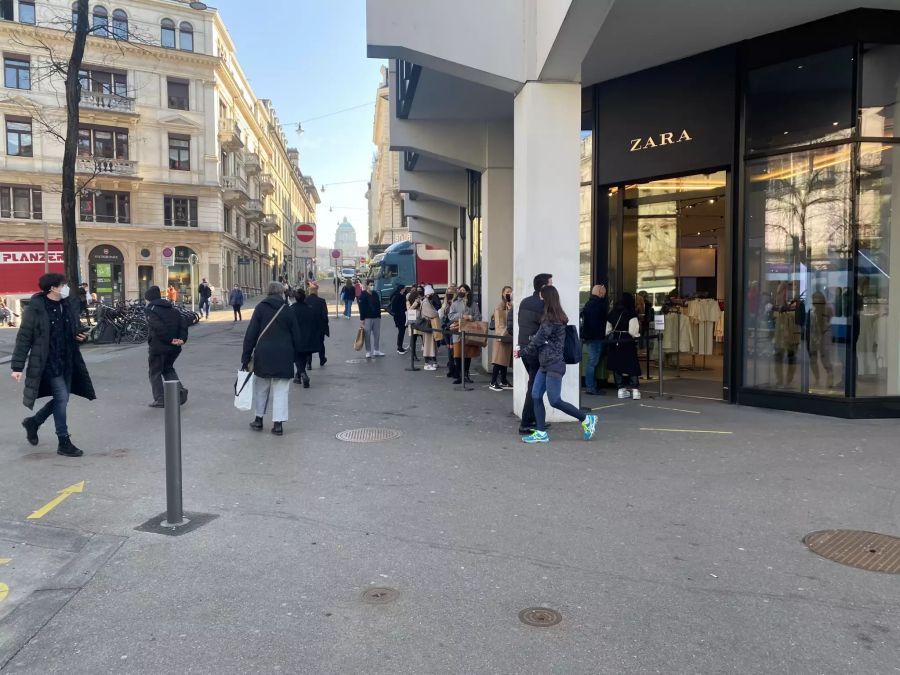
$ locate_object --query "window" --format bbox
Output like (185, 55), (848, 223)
(0, 185), (41, 219)
(77, 127), (128, 159)
(79, 68), (127, 97)
(164, 196), (198, 227)
(223, 206), (232, 234)
(167, 79), (188, 110)
(92, 5), (108, 37)
(168, 135), (190, 170)
(6, 117), (32, 156)
(160, 18), (175, 48)
(18, 1), (34, 24)
(111, 9), (127, 40)
(80, 190), (130, 223)
(0, 0), (12, 21)
(4, 56), (29, 89)
(861, 44), (900, 139)
(178, 21), (193, 52)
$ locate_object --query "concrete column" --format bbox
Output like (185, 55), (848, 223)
(512, 81), (582, 420)
(480, 167), (513, 370)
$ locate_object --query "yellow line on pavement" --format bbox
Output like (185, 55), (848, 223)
(27, 481), (84, 520)
(591, 403), (626, 411)
(640, 428), (733, 435)
(0, 582), (8, 603)
(0, 558), (11, 565)
(639, 404), (701, 414)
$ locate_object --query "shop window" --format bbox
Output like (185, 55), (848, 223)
(178, 21), (193, 52)
(5, 116), (32, 156)
(92, 5), (108, 37)
(861, 44), (900, 139)
(164, 196), (198, 227)
(18, 1), (34, 24)
(167, 78), (188, 110)
(168, 134), (190, 170)
(0, 185), (41, 219)
(579, 129), (593, 301)
(160, 18), (175, 48)
(80, 190), (130, 223)
(4, 56), (30, 89)
(746, 47), (854, 154)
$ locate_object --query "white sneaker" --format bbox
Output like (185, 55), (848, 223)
(617, 388), (631, 399)
(365, 351), (373, 359)
(631, 389), (641, 400)
(373, 350), (385, 357)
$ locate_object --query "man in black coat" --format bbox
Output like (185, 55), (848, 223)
(145, 286), (189, 408)
(305, 281), (330, 367)
(11, 273), (94, 457)
(388, 284), (408, 354)
(290, 288), (319, 388)
(517, 272), (552, 434)
(198, 278), (212, 319)
(581, 284), (609, 395)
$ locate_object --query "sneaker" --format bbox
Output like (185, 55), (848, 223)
(424, 363), (437, 371)
(617, 388), (631, 399)
(522, 430), (549, 444)
(397, 349), (407, 355)
(365, 352), (373, 359)
(501, 382), (514, 390)
(631, 389), (641, 400)
(582, 414), (598, 441)
(373, 351), (386, 357)
(489, 383), (504, 392)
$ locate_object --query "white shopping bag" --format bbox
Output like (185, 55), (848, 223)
(234, 370), (254, 411)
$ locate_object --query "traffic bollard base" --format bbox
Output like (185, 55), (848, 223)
(135, 512), (219, 537)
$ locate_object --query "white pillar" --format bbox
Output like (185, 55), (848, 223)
(481, 167), (513, 370)
(512, 81), (582, 421)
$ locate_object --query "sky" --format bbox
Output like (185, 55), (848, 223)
(212, 0), (383, 252)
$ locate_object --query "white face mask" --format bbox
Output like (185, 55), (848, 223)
(57, 284), (70, 299)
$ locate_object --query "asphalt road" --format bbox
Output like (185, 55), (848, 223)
(0, 304), (898, 674)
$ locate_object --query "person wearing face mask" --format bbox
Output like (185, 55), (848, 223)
(447, 283), (481, 384)
(419, 285), (440, 370)
(11, 273), (95, 457)
(358, 279), (385, 358)
(439, 284), (458, 377)
(489, 286), (514, 391)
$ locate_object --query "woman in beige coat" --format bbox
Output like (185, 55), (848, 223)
(419, 285), (440, 370)
(489, 286), (514, 391)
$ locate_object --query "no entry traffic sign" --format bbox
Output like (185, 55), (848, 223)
(295, 223), (315, 243)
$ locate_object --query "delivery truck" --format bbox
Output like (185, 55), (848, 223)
(372, 240), (450, 307)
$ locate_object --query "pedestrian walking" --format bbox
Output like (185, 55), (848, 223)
(517, 285), (597, 444)
(389, 284), (408, 354)
(290, 288), (318, 388)
(358, 280), (384, 358)
(198, 278), (212, 319)
(167, 285), (178, 303)
(340, 279), (355, 319)
(353, 278), (363, 300)
(447, 283), (481, 385)
(305, 282), (329, 366)
(581, 284), (609, 395)
(11, 273), (95, 457)
(420, 285), (439, 370)
(241, 281), (303, 436)
(489, 286), (514, 391)
(228, 284), (245, 321)
(144, 286), (189, 408)
(517, 273), (551, 434)
(606, 292), (642, 400)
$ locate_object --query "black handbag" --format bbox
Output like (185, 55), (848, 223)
(412, 317), (433, 333)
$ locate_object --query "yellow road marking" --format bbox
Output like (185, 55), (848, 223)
(0, 558), (11, 565)
(27, 481), (84, 520)
(591, 403), (626, 411)
(640, 428), (733, 435)
(639, 404), (701, 414)
(0, 582), (8, 603)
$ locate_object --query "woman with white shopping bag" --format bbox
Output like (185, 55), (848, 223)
(239, 282), (303, 436)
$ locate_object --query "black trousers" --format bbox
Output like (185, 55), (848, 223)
(149, 348), (181, 404)
(296, 352), (311, 377)
(396, 325), (406, 351)
(520, 355), (540, 429)
(232, 305), (242, 320)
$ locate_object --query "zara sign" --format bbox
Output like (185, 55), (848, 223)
(629, 130), (693, 152)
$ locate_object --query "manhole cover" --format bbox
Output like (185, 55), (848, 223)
(803, 530), (900, 574)
(361, 587), (399, 604)
(518, 607), (562, 627)
(336, 428), (402, 443)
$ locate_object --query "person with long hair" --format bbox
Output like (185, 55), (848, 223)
(517, 285), (597, 444)
(606, 292), (642, 399)
(447, 283), (481, 384)
(489, 286), (514, 391)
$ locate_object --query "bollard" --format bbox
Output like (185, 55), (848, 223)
(657, 333), (665, 399)
(161, 379), (187, 528)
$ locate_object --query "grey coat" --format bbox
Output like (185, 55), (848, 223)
(447, 298), (480, 344)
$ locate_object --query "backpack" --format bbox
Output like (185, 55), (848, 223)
(563, 325), (581, 364)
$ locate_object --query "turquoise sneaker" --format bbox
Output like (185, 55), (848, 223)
(522, 430), (549, 444)
(582, 414), (597, 440)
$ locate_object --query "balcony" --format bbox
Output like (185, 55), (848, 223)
(258, 173), (275, 196)
(243, 198), (264, 221)
(242, 152), (261, 175)
(218, 120), (244, 151)
(79, 91), (136, 114)
(221, 175), (249, 205)
(76, 156), (139, 177)
(259, 214), (280, 234)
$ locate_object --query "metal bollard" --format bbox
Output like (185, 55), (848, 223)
(657, 333), (664, 398)
(161, 379), (187, 528)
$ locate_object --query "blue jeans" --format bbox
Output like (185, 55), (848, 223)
(343, 299), (353, 317)
(584, 341), (604, 391)
(532, 369), (585, 432)
(33, 375), (70, 437)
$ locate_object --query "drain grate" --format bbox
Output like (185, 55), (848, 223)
(803, 529), (900, 574)
(361, 587), (399, 604)
(336, 428), (402, 443)
(518, 607), (562, 627)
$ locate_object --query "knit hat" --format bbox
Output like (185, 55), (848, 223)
(145, 286), (161, 301)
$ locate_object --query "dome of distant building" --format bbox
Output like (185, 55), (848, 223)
(334, 217), (359, 254)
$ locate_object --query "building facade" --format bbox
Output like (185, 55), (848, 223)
(333, 216), (359, 259)
(367, 1), (900, 418)
(0, 0), (317, 305)
(367, 65), (405, 247)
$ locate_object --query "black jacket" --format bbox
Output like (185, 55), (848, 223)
(241, 295), (302, 379)
(523, 320), (566, 374)
(198, 283), (212, 300)
(305, 293), (330, 343)
(389, 291), (407, 328)
(517, 291), (544, 348)
(580, 295), (609, 341)
(11, 293), (96, 409)
(291, 300), (321, 353)
(358, 291), (382, 320)
(146, 299), (189, 356)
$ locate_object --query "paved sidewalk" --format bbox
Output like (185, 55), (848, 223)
(0, 315), (898, 674)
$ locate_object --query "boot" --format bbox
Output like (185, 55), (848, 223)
(271, 421), (283, 436)
(22, 417), (39, 446)
(302, 372), (310, 389)
(249, 416), (263, 431)
(464, 358), (473, 384)
(452, 358), (462, 384)
(57, 435), (84, 458)
(180, 387), (188, 405)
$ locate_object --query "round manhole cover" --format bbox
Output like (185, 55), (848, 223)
(518, 607), (562, 627)
(336, 428), (402, 443)
(361, 587), (399, 604)
(803, 530), (900, 574)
